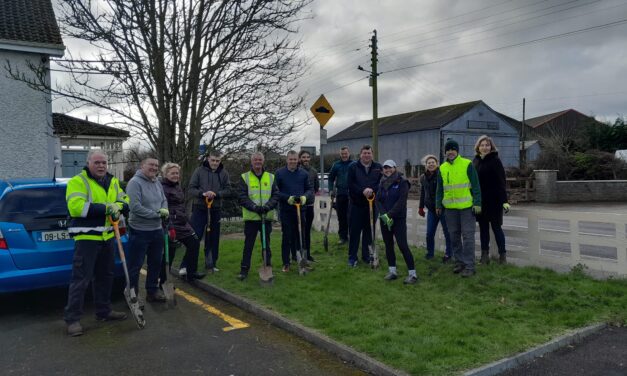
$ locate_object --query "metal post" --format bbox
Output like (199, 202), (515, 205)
(371, 30), (379, 161)
(319, 126), (324, 191)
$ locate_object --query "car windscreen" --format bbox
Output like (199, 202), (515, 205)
(0, 187), (68, 224)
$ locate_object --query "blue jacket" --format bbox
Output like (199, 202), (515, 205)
(377, 172), (410, 219)
(347, 161), (382, 207)
(328, 159), (352, 196)
(275, 167), (313, 214)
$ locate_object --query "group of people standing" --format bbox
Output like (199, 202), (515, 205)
(328, 137), (509, 281)
(62, 135), (509, 336)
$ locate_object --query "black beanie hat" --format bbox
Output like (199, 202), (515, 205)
(444, 139), (459, 152)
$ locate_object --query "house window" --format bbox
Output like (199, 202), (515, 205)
(467, 120), (499, 130)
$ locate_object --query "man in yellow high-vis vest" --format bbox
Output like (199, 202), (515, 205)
(236, 152), (280, 280)
(435, 139), (482, 277)
(64, 149), (130, 336)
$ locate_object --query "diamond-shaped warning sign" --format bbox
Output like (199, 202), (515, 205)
(310, 95), (335, 127)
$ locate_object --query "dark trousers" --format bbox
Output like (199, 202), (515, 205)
(478, 217), (506, 254)
(128, 227), (163, 294)
(426, 210), (452, 257)
(160, 234), (200, 283)
(335, 194), (349, 241)
(380, 218), (415, 270)
(304, 205), (314, 259)
(190, 208), (222, 268)
(64, 239), (115, 323)
(280, 208), (304, 266)
(348, 204), (376, 264)
(240, 220), (272, 273)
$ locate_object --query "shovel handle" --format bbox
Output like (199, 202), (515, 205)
(205, 196), (214, 208)
(367, 192), (376, 203)
(109, 217), (127, 264)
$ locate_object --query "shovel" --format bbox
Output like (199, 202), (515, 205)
(323, 193), (335, 253)
(367, 194), (380, 269)
(294, 201), (309, 276)
(162, 219), (177, 307)
(204, 197), (214, 271)
(258, 214), (273, 283)
(110, 216), (145, 329)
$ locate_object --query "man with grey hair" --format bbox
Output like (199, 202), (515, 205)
(64, 149), (129, 336)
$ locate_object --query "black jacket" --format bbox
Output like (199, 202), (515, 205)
(348, 160), (382, 207)
(376, 172), (410, 219)
(419, 169), (438, 212)
(237, 169), (280, 217)
(161, 178), (194, 239)
(473, 152), (507, 223)
(188, 161), (232, 209)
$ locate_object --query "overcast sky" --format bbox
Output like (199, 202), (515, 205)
(294, 0), (627, 149)
(51, 0), (627, 151)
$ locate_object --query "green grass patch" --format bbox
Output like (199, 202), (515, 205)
(175, 230), (627, 375)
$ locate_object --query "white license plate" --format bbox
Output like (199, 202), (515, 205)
(40, 230), (71, 242)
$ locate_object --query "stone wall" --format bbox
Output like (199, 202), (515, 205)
(535, 170), (627, 202)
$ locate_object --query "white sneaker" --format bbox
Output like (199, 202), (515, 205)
(179, 267), (187, 277)
(212, 267), (220, 272)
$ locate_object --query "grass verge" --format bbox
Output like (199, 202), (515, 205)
(174, 230), (627, 375)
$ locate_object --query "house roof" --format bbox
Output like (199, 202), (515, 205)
(524, 109), (573, 128)
(328, 100), (481, 142)
(53, 113), (130, 139)
(0, 0), (64, 52)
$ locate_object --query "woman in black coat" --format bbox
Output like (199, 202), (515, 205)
(473, 135), (510, 264)
(160, 163), (206, 281)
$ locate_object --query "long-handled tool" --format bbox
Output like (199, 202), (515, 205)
(204, 197), (214, 270)
(323, 193), (335, 253)
(258, 214), (273, 283)
(110, 216), (145, 329)
(161, 219), (177, 307)
(367, 194), (380, 269)
(294, 201), (308, 276)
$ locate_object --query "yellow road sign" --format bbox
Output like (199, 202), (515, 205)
(310, 95), (335, 127)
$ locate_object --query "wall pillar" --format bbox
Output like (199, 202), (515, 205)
(534, 170), (558, 203)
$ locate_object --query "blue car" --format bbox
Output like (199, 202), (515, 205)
(0, 178), (128, 293)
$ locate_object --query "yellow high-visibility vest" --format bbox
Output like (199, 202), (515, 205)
(241, 171), (275, 221)
(439, 157), (473, 209)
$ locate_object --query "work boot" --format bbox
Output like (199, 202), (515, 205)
(383, 272), (398, 281)
(307, 256), (315, 262)
(236, 272), (248, 281)
(453, 264), (465, 274)
(480, 250), (490, 265)
(282, 264), (290, 273)
(460, 269), (476, 278)
(96, 310), (128, 322)
(499, 253), (507, 264)
(66, 321), (83, 337)
(442, 255), (452, 264)
(403, 275), (418, 285)
(146, 290), (167, 303)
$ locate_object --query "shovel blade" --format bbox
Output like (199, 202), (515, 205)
(259, 264), (273, 282)
(162, 282), (177, 307)
(368, 245), (380, 270)
(124, 287), (146, 329)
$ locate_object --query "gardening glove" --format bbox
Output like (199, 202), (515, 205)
(158, 208), (170, 218)
(287, 196), (296, 205)
(418, 207), (425, 217)
(262, 204), (272, 213)
(254, 205), (265, 214)
(472, 206), (482, 216)
(503, 203), (511, 214)
(379, 214), (393, 230)
(168, 227), (177, 240)
(300, 196), (307, 205)
(105, 202), (121, 216)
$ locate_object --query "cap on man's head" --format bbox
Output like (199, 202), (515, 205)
(444, 139), (459, 152)
(382, 159), (397, 168)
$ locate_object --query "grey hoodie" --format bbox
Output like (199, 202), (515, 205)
(126, 170), (168, 231)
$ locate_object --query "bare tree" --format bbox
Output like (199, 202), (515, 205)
(6, 0), (310, 181)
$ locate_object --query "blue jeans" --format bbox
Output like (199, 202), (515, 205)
(426, 210), (452, 258)
(190, 208), (222, 268)
(128, 227), (163, 294)
(444, 208), (476, 271)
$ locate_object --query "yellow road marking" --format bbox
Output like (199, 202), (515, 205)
(139, 269), (249, 331)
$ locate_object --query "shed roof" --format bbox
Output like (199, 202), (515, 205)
(0, 0), (64, 52)
(329, 100), (481, 142)
(53, 113), (130, 138)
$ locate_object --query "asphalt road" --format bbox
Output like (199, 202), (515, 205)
(500, 326), (627, 376)
(0, 280), (365, 376)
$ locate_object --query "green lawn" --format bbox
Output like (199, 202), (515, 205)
(176, 228), (627, 375)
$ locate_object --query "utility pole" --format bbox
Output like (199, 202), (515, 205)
(358, 30), (379, 160)
(370, 30), (379, 160)
(521, 97), (526, 168)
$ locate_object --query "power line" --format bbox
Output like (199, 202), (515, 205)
(380, 18), (627, 75)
